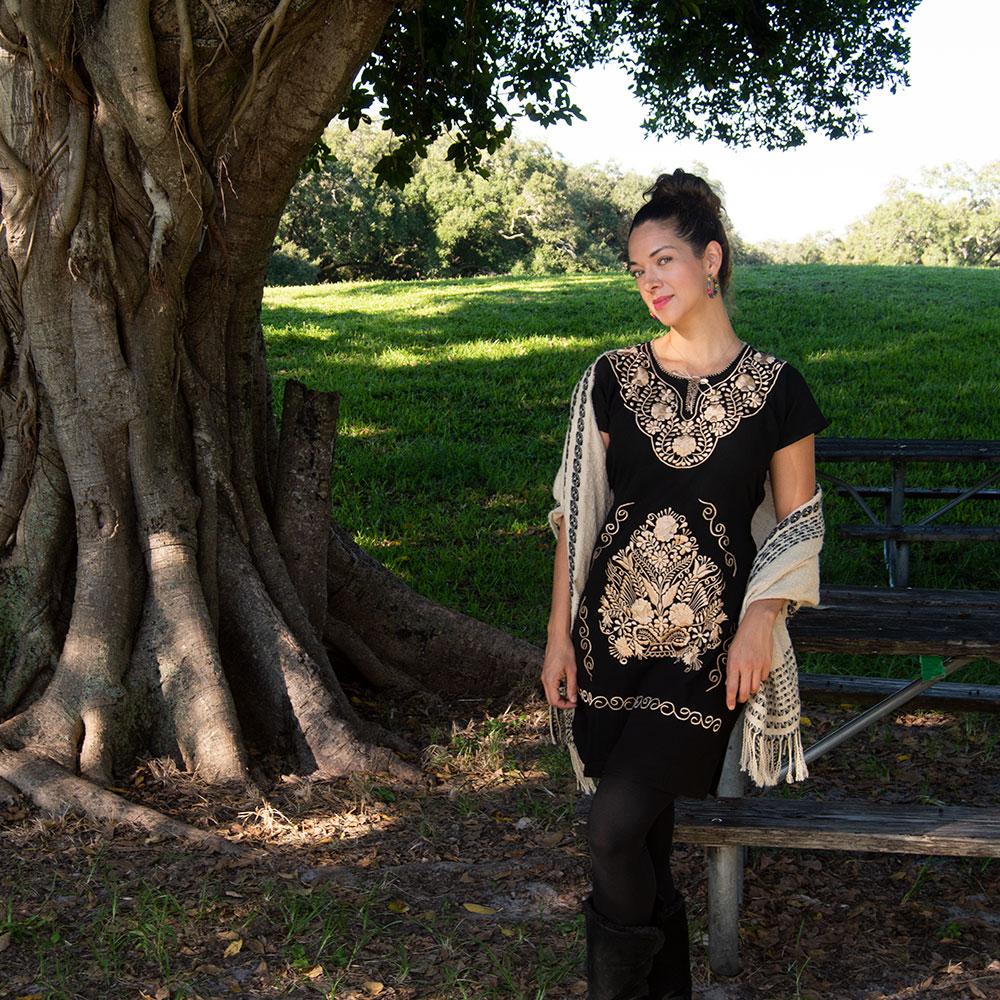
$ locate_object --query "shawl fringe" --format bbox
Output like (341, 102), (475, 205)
(740, 725), (809, 787)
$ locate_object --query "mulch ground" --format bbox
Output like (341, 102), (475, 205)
(1, 690), (998, 1000)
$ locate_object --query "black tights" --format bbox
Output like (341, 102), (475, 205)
(586, 771), (677, 926)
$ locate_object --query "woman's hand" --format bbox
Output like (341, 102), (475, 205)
(724, 599), (784, 710)
(541, 637), (578, 709)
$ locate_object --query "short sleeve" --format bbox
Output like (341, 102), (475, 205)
(590, 354), (612, 432)
(775, 364), (830, 449)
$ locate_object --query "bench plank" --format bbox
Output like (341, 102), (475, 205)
(675, 797), (1000, 857)
(829, 485), (1000, 501)
(818, 586), (1000, 608)
(799, 672), (1000, 714)
(839, 524), (1000, 542)
(816, 438), (1000, 462)
(789, 587), (1000, 658)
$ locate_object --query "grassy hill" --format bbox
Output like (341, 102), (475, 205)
(262, 264), (1000, 682)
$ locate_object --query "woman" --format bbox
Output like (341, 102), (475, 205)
(541, 169), (829, 1000)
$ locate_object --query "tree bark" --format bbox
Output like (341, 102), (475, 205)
(274, 378), (339, 635)
(0, 0), (537, 828)
(327, 522), (542, 700)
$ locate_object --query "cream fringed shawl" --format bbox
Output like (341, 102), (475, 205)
(547, 356), (826, 793)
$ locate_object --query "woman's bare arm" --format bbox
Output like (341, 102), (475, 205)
(546, 514), (573, 649)
(725, 433), (818, 710)
(541, 513), (579, 708)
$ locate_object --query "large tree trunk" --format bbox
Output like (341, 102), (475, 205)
(0, 1), (537, 821)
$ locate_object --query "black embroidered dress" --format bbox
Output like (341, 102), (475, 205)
(570, 340), (829, 798)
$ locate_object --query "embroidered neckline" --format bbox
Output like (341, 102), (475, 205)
(645, 339), (750, 386)
(645, 340), (750, 415)
(606, 342), (785, 468)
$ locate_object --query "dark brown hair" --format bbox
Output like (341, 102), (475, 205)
(628, 169), (732, 295)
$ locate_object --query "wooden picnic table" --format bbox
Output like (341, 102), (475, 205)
(673, 436), (1000, 976)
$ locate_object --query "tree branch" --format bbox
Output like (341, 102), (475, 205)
(227, 0), (295, 137)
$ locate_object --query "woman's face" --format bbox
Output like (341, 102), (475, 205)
(627, 220), (719, 327)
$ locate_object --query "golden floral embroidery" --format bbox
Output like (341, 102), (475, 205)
(707, 633), (734, 694)
(598, 507), (727, 670)
(699, 498), (737, 575)
(578, 687), (723, 732)
(607, 343), (784, 468)
(577, 598), (595, 680)
(590, 503), (633, 567)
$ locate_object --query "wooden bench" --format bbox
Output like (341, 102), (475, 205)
(813, 437), (1000, 587)
(673, 438), (1000, 976)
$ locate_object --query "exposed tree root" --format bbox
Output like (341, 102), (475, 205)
(0, 749), (242, 853)
(325, 614), (439, 703)
(147, 540), (248, 781)
(327, 522), (542, 699)
(0, 409), (73, 716)
(273, 378), (339, 635)
(0, 688), (82, 771)
(218, 522), (425, 785)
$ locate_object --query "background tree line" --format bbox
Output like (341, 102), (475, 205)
(760, 162), (1000, 267)
(270, 127), (997, 284)
(270, 122), (760, 283)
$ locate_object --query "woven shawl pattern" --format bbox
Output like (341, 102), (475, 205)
(547, 358), (825, 792)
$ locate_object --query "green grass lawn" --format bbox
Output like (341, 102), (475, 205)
(262, 264), (1000, 683)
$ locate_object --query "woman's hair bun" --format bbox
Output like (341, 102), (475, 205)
(628, 167), (733, 295)
(646, 169), (724, 221)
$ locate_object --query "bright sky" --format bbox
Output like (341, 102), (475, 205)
(514, 0), (998, 244)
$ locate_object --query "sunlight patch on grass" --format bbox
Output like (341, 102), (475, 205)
(264, 264), (1000, 679)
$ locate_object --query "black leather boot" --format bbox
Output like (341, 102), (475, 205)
(646, 893), (692, 1000)
(583, 895), (665, 1000)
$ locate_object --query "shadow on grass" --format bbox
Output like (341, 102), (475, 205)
(261, 265), (1000, 680)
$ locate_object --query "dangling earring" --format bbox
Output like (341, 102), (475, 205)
(706, 273), (720, 299)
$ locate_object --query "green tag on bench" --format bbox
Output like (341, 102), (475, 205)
(920, 656), (946, 681)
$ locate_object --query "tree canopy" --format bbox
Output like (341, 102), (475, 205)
(832, 162), (1000, 267)
(276, 124), (652, 282)
(346, 0), (921, 186)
